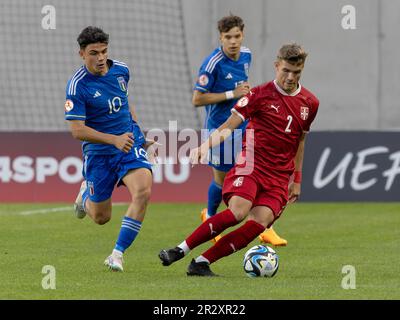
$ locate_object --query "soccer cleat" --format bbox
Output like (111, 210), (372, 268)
(200, 208), (222, 243)
(159, 247), (185, 266)
(259, 227), (288, 246)
(187, 259), (217, 277)
(104, 255), (124, 272)
(74, 180), (87, 219)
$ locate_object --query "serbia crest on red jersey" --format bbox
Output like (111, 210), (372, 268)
(233, 176), (244, 187)
(300, 106), (309, 120)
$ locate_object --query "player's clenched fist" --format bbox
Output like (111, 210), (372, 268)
(114, 132), (134, 153)
(233, 82), (251, 99)
(288, 182), (301, 203)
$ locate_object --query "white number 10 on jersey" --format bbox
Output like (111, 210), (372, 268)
(108, 97), (122, 114)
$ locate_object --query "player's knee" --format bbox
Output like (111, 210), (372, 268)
(132, 187), (151, 205)
(93, 214), (111, 225)
(228, 198), (251, 221)
(249, 212), (274, 228)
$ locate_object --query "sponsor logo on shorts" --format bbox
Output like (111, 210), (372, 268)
(87, 181), (94, 196)
(233, 176), (244, 187)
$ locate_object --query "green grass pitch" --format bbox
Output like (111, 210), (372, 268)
(0, 202), (399, 299)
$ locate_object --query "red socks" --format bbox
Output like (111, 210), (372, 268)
(186, 209), (238, 249)
(202, 220), (265, 264)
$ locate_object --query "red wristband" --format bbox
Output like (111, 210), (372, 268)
(293, 171), (302, 183)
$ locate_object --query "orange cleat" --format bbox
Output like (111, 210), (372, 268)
(259, 227), (288, 246)
(200, 208), (222, 243)
(200, 208), (208, 223)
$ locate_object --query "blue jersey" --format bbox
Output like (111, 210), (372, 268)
(65, 59), (145, 155)
(194, 46), (252, 130)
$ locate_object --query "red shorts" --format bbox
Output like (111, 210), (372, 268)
(222, 166), (289, 224)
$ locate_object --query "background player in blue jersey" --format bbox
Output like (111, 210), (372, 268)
(192, 15), (287, 246)
(65, 26), (154, 271)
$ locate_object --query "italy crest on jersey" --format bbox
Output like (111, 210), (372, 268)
(117, 76), (127, 92)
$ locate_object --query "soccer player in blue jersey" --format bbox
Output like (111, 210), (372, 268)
(65, 26), (153, 272)
(192, 15), (287, 245)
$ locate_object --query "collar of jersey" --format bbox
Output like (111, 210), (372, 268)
(273, 79), (302, 96)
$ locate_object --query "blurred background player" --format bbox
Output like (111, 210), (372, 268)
(192, 14), (287, 246)
(160, 43), (318, 276)
(65, 26), (153, 272)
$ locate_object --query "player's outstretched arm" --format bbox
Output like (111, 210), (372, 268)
(68, 120), (134, 153)
(192, 82), (251, 107)
(190, 112), (243, 165)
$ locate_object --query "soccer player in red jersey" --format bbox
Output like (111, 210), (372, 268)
(159, 43), (319, 276)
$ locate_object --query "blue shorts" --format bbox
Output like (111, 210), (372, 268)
(83, 146), (152, 203)
(206, 128), (244, 173)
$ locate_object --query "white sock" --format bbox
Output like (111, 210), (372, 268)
(195, 255), (210, 264)
(112, 249), (123, 259)
(177, 241), (190, 255)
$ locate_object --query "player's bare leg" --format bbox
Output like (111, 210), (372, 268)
(123, 168), (152, 222)
(77, 195), (123, 271)
(259, 227), (288, 246)
(74, 180), (112, 224)
(86, 198), (112, 225)
(105, 168), (152, 272)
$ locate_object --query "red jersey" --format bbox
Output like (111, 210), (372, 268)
(232, 80), (319, 176)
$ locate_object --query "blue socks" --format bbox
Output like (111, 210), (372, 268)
(207, 180), (223, 217)
(115, 216), (142, 253)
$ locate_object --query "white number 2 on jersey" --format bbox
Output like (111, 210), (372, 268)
(285, 115), (293, 133)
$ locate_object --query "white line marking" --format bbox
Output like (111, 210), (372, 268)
(19, 207), (72, 216)
(17, 202), (129, 216)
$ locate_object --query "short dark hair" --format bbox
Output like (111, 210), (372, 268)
(77, 26), (109, 49)
(277, 43), (308, 65)
(217, 15), (244, 33)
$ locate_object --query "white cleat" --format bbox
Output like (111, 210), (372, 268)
(74, 180), (87, 219)
(104, 255), (124, 272)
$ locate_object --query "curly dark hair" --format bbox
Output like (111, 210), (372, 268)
(217, 15), (244, 33)
(77, 26), (109, 49)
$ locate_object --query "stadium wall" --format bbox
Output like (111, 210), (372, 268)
(1, 1), (400, 204)
(0, 0), (399, 132)
(182, 0), (400, 131)
(1, 132), (399, 203)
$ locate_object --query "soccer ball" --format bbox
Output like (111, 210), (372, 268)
(243, 245), (279, 278)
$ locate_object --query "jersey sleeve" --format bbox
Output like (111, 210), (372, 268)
(231, 86), (260, 121)
(122, 64), (130, 95)
(125, 65), (130, 83)
(193, 59), (217, 93)
(65, 80), (86, 121)
(304, 96), (319, 132)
